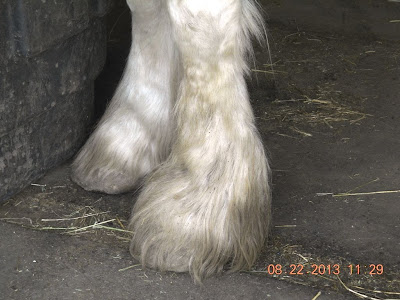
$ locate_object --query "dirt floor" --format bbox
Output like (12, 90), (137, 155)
(1, 3), (399, 300)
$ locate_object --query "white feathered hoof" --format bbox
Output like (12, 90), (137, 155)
(128, 136), (270, 283)
(127, 0), (271, 283)
(71, 0), (177, 194)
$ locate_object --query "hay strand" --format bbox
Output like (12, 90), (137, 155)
(333, 190), (400, 197)
(312, 291), (322, 300)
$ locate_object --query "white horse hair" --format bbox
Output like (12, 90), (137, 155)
(72, 0), (271, 283)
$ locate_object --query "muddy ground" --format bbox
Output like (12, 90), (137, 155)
(1, 2), (399, 300)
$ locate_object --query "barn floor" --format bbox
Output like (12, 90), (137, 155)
(1, 7), (399, 300)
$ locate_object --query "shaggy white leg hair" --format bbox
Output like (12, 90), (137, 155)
(71, 0), (179, 193)
(128, 0), (271, 283)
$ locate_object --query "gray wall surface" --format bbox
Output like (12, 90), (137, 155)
(0, 0), (112, 201)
